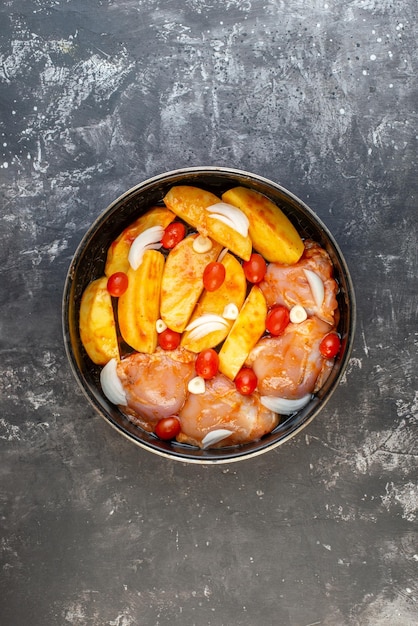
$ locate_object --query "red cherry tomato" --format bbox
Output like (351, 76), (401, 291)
(158, 328), (181, 351)
(203, 262), (226, 292)
(235, 368), (258, 395)
(107, 272), (129, 297)
(195, 348), (219, 380)
(155, 416), (181, 440)
(161, 222), (186, 249)
(319, 333), (341, 359)
(265, 305), (290, 336)
(243, 253), (267, 284)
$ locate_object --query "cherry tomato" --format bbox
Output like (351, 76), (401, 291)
(235, 368), (258, 395)
(195, 348), (219, 380)
(265, 305), (290, 336)
(161, 222), (186, 249)
(243, 253), (267, 284)
(319, 333), (341, 359)
(203, 262), (226, 292)
(107, 272), (129, 297)
(158, 328), (181, 351)
(155, 416), (181, 440)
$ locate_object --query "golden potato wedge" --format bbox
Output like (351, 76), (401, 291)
(181, 252), (247, 352)
(79, 277), (119, 365)
(118, 250), (165, 353)
(160, 236), (222, 333)
(105, 206), (175, 276)
(164, 186), (252, 261)
(221, 187), (304, 264)
(218, 285), (267, 380)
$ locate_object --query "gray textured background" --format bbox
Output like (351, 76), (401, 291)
(1, 1), (417, 624)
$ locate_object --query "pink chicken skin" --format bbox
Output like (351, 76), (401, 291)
(117, 347), (196, 431)
(177, 373), (278, 448)
(259, 240), (339, 325)
(246, 316), (334, 400)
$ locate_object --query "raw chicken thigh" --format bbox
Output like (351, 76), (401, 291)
(117, 347), (196, 430)
(259, 240), (339, 325)
(246, 316), (334, 400)
(177, 373), (278, 448)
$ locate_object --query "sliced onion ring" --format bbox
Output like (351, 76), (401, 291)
(186, 314), (230, 332)
(201, 429), (234, 449)
(128, 225), (164, 270)
(217, 247), (229, 262)
(100, 358), (127, 406)
(206, 202), (249, 238)
(260, 393), (312, 415)
(185, 314), (229, 342)
(187, 322), (229, 342)
(303, 269), (325, 308)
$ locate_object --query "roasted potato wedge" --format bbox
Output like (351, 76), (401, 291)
(160, 235), (222, 333)
(105, 206), (175, 276)
(218, 285), (267, 380)
(79, 277), (119, 365)
(164, 186), (252, 261)
(181, 252), (247, 352)
(118, 250), (165, 353)
(221, 187), (304, 264)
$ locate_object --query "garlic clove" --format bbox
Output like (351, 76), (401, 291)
(289, 304), (308, 324)
(193, 235), (213, 253)
(222, 303), (239, 320)
(188, 376), (206, 394)
(156, 318), (167, 333)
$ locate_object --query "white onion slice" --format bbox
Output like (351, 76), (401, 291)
(188, 376), (206, 394)
(100, 358), (127, 406)
(223, 303), (239, 320)
(185, 314), (229, 342)
(156, 318), (167, 333)
(217, 247), (229, 262)
(206, 202), (249, 238)
(303, 269), (325, 308)
(260, 393), (312, 415)
(289, 304), (307, 324)
(185, 314), (229, 332)
(187, 321), (229, 342)
(202, 429), (234, 449)
(128, 225), (164, 270)
(193, 235), (213, 253)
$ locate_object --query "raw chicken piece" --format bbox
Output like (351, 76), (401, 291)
(246, 316), (334, 400)
(117, 347), (196, 430)
(177, 373), (278, 448)
(259, 240), (339, 325)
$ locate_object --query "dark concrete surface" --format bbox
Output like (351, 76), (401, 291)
(1, 1), (417, 624)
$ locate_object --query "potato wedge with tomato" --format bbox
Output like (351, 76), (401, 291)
(221, 187), (304, 264)
(160, 236), (222, 333)
(79, 277), (119, 365)
(118, 250), (165, 353)
(218, 285), (267, 380)
(163, 186), (252, 261)
(105, 206), (175, 276)
(181, 252), (247, 353)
